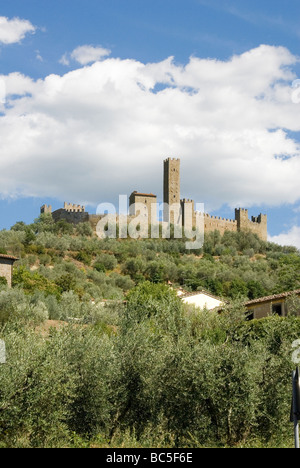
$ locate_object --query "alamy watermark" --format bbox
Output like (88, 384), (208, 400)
(95, 196), (204, 250)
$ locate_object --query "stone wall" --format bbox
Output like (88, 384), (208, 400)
(129, 192), (157, 224)
(63, 202), (85, 213)
(40, 158), (268, 242)
(235, 208), (267, 241)
(163, 158), (180, 224)
(203, 213), (238, 236)
(0, 256), (17, 287)
(52, 208), (89, 225)
(40, 204), (52, 214)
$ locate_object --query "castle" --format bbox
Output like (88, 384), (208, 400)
(41, 158), (267, 241)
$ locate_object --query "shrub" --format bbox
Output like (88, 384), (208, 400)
(13, 266), (61, 298)
(75, 251), (92, 266)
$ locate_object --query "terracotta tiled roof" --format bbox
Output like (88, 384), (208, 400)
(0, 254), (18, 261)
(244, 289), (300, 306)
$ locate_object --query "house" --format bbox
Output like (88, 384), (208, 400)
(0, 254), (18, 287)
(244, 289), (300, 320)
(181, 290), (225, 311)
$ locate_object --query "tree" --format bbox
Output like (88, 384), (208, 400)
(247, 280), (266, 300)
(229, 278), (248, 299)
(13, 266), (60, 297)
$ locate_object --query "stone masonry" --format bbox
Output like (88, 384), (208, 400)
(41, 157), (268, 241)
(129, 192), (157, 225)
(0, 254), (18, 287)
(163, 158), (181, 225)
(164, 158), (267, 241)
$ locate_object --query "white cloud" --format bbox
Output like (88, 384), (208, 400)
(71, 45), (111, 65)
(269, 226), (300, 250)
(60, 45), (111, 66)
(0, 16), (36, 45)
(0, 45), (300, 212)
(59, 53), (70, 66)
(35, 50), (43, 62)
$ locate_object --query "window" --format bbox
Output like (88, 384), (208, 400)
(272, 303), (283, 316)
(246, 311), (254, 321)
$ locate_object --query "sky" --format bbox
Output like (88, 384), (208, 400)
(0, 0), (300, 247)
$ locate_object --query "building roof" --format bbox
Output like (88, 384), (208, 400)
(244, 289), (300, 306)
(181, 289), (224, 302)
(0, 254), (18, 262)
(130, 191), (157, 198)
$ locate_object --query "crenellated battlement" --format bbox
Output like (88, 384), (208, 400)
(40, 204), (52, 215)
(164, 157), (180, 163)
(64, 202), (85, 213)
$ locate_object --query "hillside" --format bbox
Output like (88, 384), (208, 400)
(0, 214), (300, 448)
(1, 213), (299, 307)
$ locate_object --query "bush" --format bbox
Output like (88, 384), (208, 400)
(0, 288), (49, 327)
(0, 276), (7, 287)
(12, 266), (61, 298)
(94, 253), (117, 272)
(75, 251), (92, 266)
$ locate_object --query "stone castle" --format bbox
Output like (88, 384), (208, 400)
(41, 158), (267, 241)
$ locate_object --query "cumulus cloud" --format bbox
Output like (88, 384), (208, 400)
(269, 226), (300, 250)
(0, 45), (300, 210)
(0, 16), (36, 45)
(60, 45), (111, 66)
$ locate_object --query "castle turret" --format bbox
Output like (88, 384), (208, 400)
(235, 208), (249, 231)
(235, 208), (267, 241)
(40, 204), (52, 215)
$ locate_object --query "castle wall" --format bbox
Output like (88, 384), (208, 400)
(203, 213), (238, 236)
(64, 202), (85, 213)
(181, 199), (195, 228)
(40, 158), (268, 242)
(52, 209), (89, 225)
(235, 209), (267, 241)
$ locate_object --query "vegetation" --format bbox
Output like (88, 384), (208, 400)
(0, 214), (299, 447)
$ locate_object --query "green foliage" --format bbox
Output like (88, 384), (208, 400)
(126, 281), (183, 324)
(55, 273), (77, 293)
(0, 290), (298, 447)
(13, 266), (61, 297)
(0, 288), (49, 327)
(75, 223), (93, 237)
(75, 250), (92, 266)
(0, 276), (7, 287)
(0, 221), (300, 447)
(94, 253), (117, 272)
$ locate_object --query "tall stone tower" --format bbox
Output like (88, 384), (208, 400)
(163, 158), (181, 224)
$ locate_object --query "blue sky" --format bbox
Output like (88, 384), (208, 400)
(0, 0), (300, 247)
